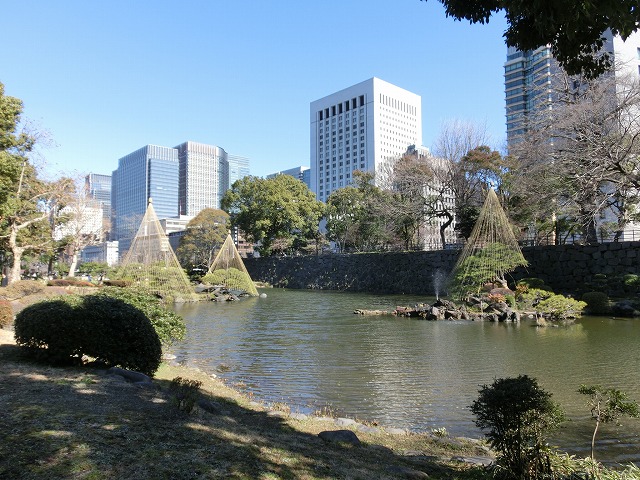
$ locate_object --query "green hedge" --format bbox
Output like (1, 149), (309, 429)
(14, 295), (162, 375)
(93, 287), (186, 345)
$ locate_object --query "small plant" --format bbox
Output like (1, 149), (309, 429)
(487, 293), (506, 304)
(537, 294), (586, 320)
(470, 375), (564, 480)
(431, 427), (448, 438)
(517, 287), (554, 310)
(581, 291), (610, 315)
(169, 377), (203, 414)
(0, 299), (13, 328)
(578, 385), (640, 460)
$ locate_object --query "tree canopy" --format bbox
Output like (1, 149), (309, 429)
(176, 208), (229, 272)
(221, 175), (325, 256)
(429, 0), (640, 78)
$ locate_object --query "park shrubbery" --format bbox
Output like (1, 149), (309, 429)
(14, 295), (162, 375)
(202, 267), (255, 294)
(0, 299), (13, 328)
(0, 280), (46, 300)
(47, 278), (95, 287)
(93, 287), (186, 345)
(581, 291), (610, 315)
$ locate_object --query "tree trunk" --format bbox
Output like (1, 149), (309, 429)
(7, 224), (25, 284)
(68, 250), (79, 277)
(439, 211), (454, 249)
(591, 419), (599, 460)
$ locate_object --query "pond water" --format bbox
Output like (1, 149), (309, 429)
(170, 288), (640, 464)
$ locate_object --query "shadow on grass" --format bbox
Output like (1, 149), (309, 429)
(0, 342), (484, 479)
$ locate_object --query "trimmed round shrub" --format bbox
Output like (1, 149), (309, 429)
(93, 287), (186, 345)
(202, 267), (254, 294)
(581, 291), (610, 315)
(80, 295), (162, 375)
(0, 299), (14, 329)
(14, 295), (162, 375)
(14, 297), (85, 364)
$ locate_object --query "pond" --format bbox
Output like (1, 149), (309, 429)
(170, 288), (640, 464)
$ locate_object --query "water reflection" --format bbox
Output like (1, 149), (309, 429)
(171, 289), (640, 464)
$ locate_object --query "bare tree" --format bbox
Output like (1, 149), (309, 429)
(509, 68), (640, 243)
(53, 179), (106, 277)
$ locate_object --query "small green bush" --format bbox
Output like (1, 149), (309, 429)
(517, 288), (554, 310)
(14, 295), (162, 375)
(202, 267), (255, 294)
(470, 375), (564, 480)
(538, 294), (587, 320)
(517, 277), (548, 290)
(93, 287), (186, 345)
(0, 280), (46, 300)
(169, 377), (203, 414)
(14, 297), (85, 365)
(581, 292), (610, 315)
(80, 295), (162, 375)
(0, 299), (14, 328)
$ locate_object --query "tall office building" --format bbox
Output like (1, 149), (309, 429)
(310, 77), (422, 201)
(228, 154), (250, 186)
(111, 145), (179, 255)
(176, 141), (229, 215)
(504, 30), (640, 147)
(267, 166), (311, 189)
(85, 173), (112, 221)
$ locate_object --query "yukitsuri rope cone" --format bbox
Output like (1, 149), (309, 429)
(113, 199), (196, 301)
(448, 189), (528, 300)
(204, 234), (259, 296)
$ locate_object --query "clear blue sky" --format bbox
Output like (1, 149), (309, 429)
(1, 0), (508, 180)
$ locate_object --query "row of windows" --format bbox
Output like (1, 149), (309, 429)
(318, 95), (366, 120)
(379, 94), (417, 115)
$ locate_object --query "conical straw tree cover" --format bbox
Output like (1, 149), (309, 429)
(204, 234), (258, 296)
(113, 199), (196, 301)
(448, 189), (527, 299)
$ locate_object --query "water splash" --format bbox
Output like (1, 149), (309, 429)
(432, 269), (447, 300)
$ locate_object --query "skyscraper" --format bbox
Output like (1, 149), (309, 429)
(504, 30), (640, 148)
(176, 141), (229, 215)
(111, 145), (179, 255)
(310, 77), (422, 201)
(267, 166), (311, 189)
(84, 173), (112, 221)
(228, 154), (250, 186)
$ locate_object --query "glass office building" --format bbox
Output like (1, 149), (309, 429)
(111, 145), (179, 255)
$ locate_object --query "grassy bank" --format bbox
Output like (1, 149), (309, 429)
(0, 328), (491, 480)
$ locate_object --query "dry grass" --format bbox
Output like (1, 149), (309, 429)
(0, 327), (491, 480)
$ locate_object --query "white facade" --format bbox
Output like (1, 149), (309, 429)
(310, 77), (422, 201)
(53, 204), (103, 241)
(80, 241), (119, 266)
(177, 141), (229, 215)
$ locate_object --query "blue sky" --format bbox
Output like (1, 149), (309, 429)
(1, 1), (508, 179)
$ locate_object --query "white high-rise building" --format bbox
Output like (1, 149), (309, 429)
(310, 77), (422, 201)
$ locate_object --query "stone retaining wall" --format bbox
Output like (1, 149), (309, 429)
(244, 241), (640, 296)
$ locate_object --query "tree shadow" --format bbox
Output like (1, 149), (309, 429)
(0, 342), (485, 479)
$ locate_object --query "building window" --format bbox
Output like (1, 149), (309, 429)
(359, 95), (365, 106)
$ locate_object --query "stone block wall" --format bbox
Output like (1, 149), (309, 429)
(244, 241), (640, 296)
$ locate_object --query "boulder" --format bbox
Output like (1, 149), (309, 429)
(106, 367), (152, 384)
(318, 429), (361, 446)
